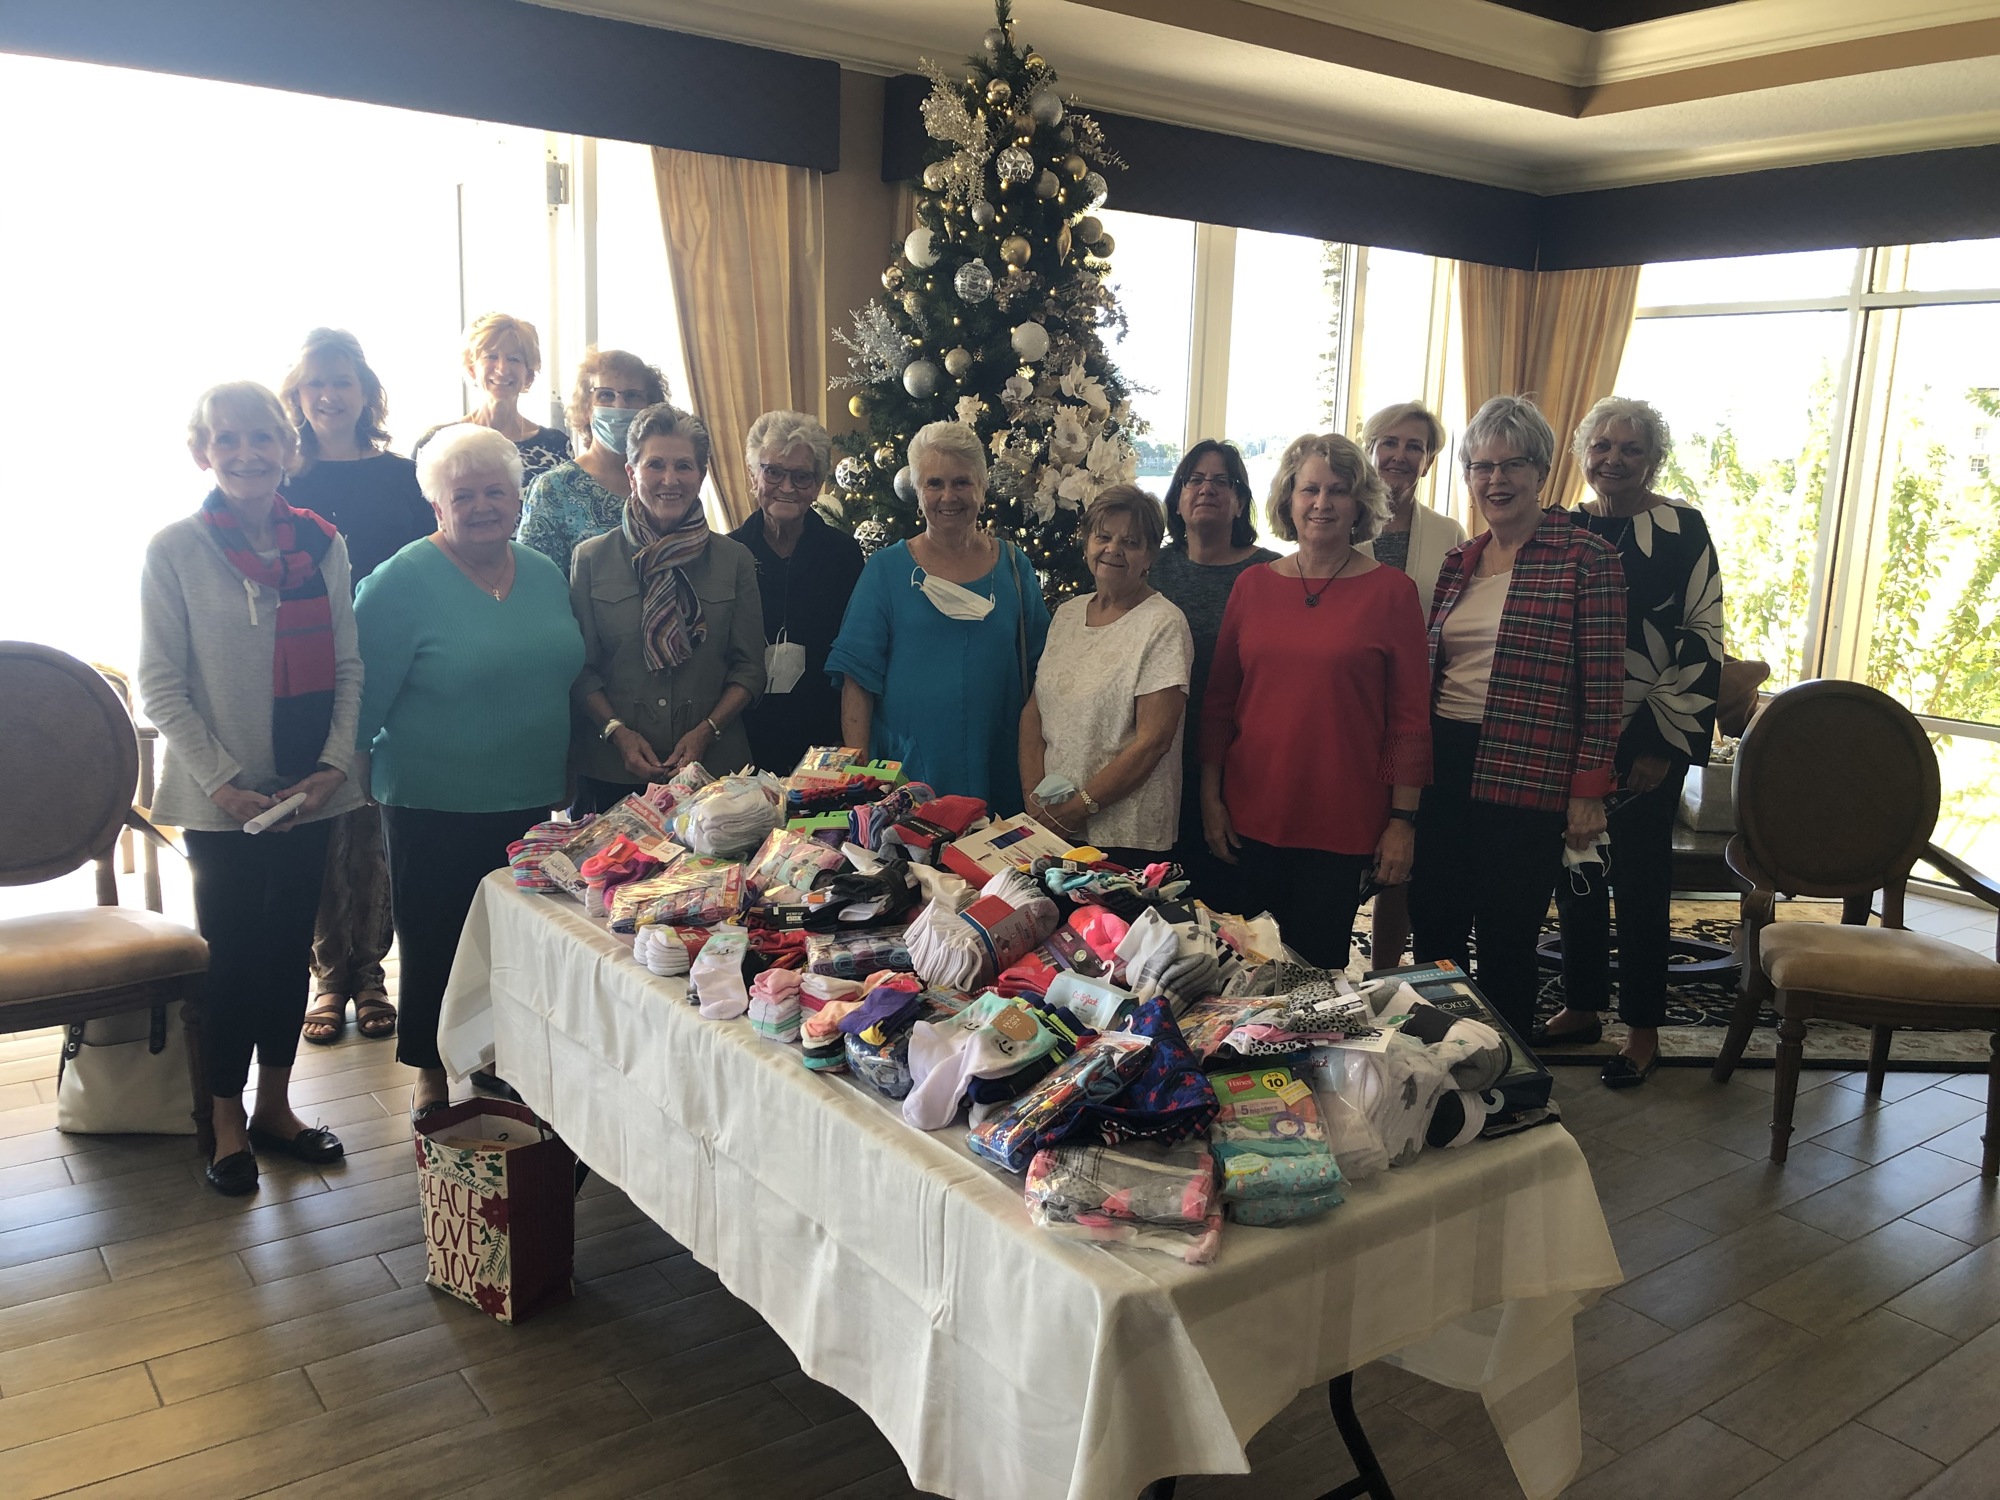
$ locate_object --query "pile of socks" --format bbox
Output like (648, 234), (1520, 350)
(689, 925), (751, 1019)
(1025, 1139), (1222, 1264)
(1210, 1064), (1343, 1224)
(672, 771), (786, 859)
(633, 924), (706, 978)
(804, 928), (913, 978)
(906, 869), (1059, 993)
(508, 819), (582, 891)
(747, 968), (802, 1044)
(847, 782), (935, 851)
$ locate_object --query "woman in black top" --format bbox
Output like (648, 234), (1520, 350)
(727, 411), (864, 773)
(1544, 397), (1723, 1088)
(280, 328), (433, 1048)
(413, 312), (571, 483)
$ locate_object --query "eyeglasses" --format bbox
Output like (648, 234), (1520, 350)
(1466, 457), (1538, 482)
(759, 464), (820, 492)
(1185, 473), (1238, 491)
(591, 388), (652, 405)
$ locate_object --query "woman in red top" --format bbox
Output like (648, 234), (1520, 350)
(1200, 433), (1432, 969)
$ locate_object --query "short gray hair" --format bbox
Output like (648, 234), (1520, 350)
(627, 402), (711, 472)
(1082, 484), (1166, 555)
(415, 423), (522, 504)
(907, 421), (988, 489)
(1265, 432), (1391, 544)
(745, 410), (832, 483)
(1573, 396), (1672, 488)
(1460, 396), (1555, 478)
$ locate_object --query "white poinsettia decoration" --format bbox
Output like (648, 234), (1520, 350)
(1031, 466), (1062, 522)
(1086, 429), (1131, 482)
(955, 394), (988, 426)
(1059, 361), (1110, 414)
(1057, 466), (1095, 508)
(1627, 619), (1716, 755)
(1050, 408), (1089, 464)
(1002, 373), (1034, 406)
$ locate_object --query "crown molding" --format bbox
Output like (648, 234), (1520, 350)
(1593, 0), (2000, 82)
(1210, 0), (1591, 85)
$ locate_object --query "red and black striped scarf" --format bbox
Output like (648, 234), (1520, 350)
(200, 489), (339, 778)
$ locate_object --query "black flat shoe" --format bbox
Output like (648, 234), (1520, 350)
(1600, 1050), (1661, 1089)
(205, 1150), (259, 1196)
(411, 1100), (451, 1126)
(1530, 1015), (1603, 1048)
(246, 1124), (345, 1164)
(469, 1069), (522, 1104)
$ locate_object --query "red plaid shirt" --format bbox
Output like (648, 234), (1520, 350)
(1428, 509), (1626, 812)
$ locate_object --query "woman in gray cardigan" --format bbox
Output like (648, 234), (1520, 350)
(568, 403), (766, 812)
(138, 382), (365, 1196)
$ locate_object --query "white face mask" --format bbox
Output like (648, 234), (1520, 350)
(912, 566), (995, 621)
(763, 627), (805, 695)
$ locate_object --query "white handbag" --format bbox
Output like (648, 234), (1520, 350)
(55, 1003), (197, 1135)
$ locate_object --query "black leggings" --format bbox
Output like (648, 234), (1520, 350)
(185, 821), (333, 1097)
(1235, 837), (1372, 972)
(381, 805), (545, 1072)
(1409, 718), (1566, 1036)
(1554, 763), (1688, 1029)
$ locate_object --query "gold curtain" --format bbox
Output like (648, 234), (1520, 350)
(654, 148), (826, 528)
(1458, 263), (1641, 507)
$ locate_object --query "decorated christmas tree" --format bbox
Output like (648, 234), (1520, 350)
(829, 0), (1138, 596)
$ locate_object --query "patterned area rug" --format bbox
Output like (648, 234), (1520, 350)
(1355, 898), (1989, 1072)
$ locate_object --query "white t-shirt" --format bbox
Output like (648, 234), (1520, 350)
(1033, 592), (1194, 851)
(1436, 569), (1511, 723)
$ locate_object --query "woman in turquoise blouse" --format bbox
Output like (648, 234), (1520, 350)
(355, 423), (584, 1117)
(827, 421), (1049, 814)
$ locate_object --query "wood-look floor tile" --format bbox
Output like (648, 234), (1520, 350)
(571, 1217), (688, 1280)
(377, 1239), (428, 1288)
(1832, 1072), (1951, 1103)
(1814, 1089), (1987, 1165)
(257, 1088), (399, 1131)
(1888, 1237), (2000, 1337)
(0, 1248), (106, 1314)
(315, 1139), (414, 1189)
(1655, 1142), (1871, 1235)
(148, 1281), (456, 1404)
(1911, 1422), (2000, 1498)
(1907, 1177), (2000, 1247)
(278, 1061), (414, 1110)
(1934, 1073), (1992, 1103)
(1566, 1414), (1779, 1499)
(0, 1157), (71, 1200)
(1750, 1219), (1971, 1330)
(0, 1102), (57, 1140)
(306, 1263), (676, 1411)
(1580, 1303), (1816, 1452)
(461, 1286), (765, 1414)
(1607, 1206), (1716, 1280)
(98, 1172), (414, 1281)
(1863, 1320), (2000, 1462)
(774, 1367), (864, 1426)
(60, 1137), (204, 1186)
(1922, 1117), (1995, 1170)
(1593, 1135), (1753, 1224)
(1572, 1296), (1674, 1382)
(51, 1370), (486, 1500)
(1371, 1424), (1522, 1500)
(0, 1167), (323, 1274)
(1590, 1079), (1773, 1159)
(1731, 1064), (1848, 1096)
(1173, 1402), (1456, 1500)
(1611, 1213), (1844, 1330)
(1782, 1148), (1980, 1240)
(619, 1324), (799, 1419)
(659, 1249), (722, 1297)
(0, 1254), (390, 1397)
(818, 1467), (934, 1499)
(1736, 1420), (1941, 1499)
(0, 1162), (235, 1237)
(237, 1207), (422, 1285)
(0, 1365), (158, 1453)
(0, 1367), (321, 1499)
(443, 1381), (803, 1500)
(641, 1409), (906, 1500)
(0, 1252), (250, 1355)
(263, 1372), (651, 1500)
(1707, 1308), (1956, 1458)
(1698, 1074), (1876, 1158)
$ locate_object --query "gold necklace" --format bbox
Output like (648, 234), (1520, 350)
(437, 535), (513, 599)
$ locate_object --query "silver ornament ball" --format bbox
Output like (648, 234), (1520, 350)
(954, 258), (995, 304)
(1034, 170), (1060, 200)
(893, 465), (917, 502)
(970, 198), (997, 228)
(902, 359), (941, 399)
(1010, 321), (1051, 362)
(854, 519), (893, 558)
(835, 456), (866, 491)
(980, 26), (1007, 55)
(995, 145), (1035, 185)
(903, 225), (940, 269)
(943, 346), (974, 377)
(1029, 89), (1064, 128)
(1083, 171), (1108, 208)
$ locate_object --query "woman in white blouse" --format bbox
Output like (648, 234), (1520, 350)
(1019, 486), (1193, 865)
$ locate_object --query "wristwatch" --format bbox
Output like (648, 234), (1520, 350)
(1387, 807), (1417, 823)
(1077, 787), (1100, 817)
(599, 717), (625, 741)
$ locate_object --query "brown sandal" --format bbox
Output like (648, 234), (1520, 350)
(302, 994), (347, 1045)
(354, 991), (398, 1041)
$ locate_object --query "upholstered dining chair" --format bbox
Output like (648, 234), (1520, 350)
(1711, 679), (1999, 1178)
(0, 641), (212, 1153)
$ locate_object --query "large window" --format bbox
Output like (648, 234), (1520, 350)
(1620, 241), (2000, 873)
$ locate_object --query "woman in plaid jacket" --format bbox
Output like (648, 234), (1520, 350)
(1409, 396), (1627, 1035)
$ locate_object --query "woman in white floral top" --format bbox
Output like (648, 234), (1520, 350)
(1540, 397), (1723, 1088)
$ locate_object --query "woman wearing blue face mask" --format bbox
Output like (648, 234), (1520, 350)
(827, 421), (1051, 814)
(519, 347), (668, 578)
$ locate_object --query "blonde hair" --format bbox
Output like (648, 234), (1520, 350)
(907, 421), (988, 489)
(1360, 401), (1445, 459)
(1265, 433), (1390, 544)
(280, 328), (391, 457)
(564, 347), (667, 439)
(462, 312), (542, 381)
(186, 381), (300, 473)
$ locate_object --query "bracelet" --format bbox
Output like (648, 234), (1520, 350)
(1387, 807), (1417, 823)
(703, 716), (721, 737)
(1077, 788), (1100, 817)
(599, 717), (625, 741)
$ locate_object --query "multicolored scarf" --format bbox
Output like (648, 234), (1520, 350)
(624, 498), (709, 671)
(200, 489), (338, 778)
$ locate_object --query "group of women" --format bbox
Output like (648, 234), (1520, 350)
(139, 306), (1721, 1196)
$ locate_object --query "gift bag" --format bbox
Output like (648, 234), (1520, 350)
(414, 1099), (576, 1324)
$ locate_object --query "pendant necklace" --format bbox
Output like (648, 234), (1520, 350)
(1297, 549), (1357, 608)
(438, 535), (512, 599)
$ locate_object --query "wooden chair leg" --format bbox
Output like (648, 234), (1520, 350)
(1985, 1031), (1999, 1182)
(1771, 1012), (1807, 1165)
(1867, 1026), (1894, 1097)
(181, 987), (214, 1160)
(1713, 950), (1767, 1084)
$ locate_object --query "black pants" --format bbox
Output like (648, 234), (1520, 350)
(382, 805), (544, 1071)
(1554, 763), (1688, 1029)
(1409, 718), (1566, 1036)
(1236, 837), (1371, 972)
(574, 774), (642, 817)
(1171, 778), (1256, 921)
(185, 821), (333, 1097)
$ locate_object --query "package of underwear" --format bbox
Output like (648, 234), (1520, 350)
(1080, 997), (1217, 1148)
(804, 927), (914, 978)
(1227, 1185), (1344, 1225)
(882, 794), (989, 868)
(1175, 998), (1262, 1061)
(1210, 1065), (1327, 1156)
(744, 826), (846, 901)
(615, 858), (745, 931)
(1216, 1144), (1343, 1201)
(1025, 1139), (1222, 1264)
(966, 1031), (1153, 1174)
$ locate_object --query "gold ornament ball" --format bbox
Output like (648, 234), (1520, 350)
(1000, 234), (1032, 268)
(1076, 214), (1105, 245)
(873, 443), (896, 467)
(1025, 52), (1045, 70)
(986, 79), (1012, 105)
(1094, 232), (1117, 258)
(944, 346), (974, 376)
(882, 264), (904, 292)
(848, 394), (867, 418)
(1034, 169), (1060, 199)
(922, 162), (946, 192)
(901, 290), (923, 318)
(1063, 154), (1087, 181)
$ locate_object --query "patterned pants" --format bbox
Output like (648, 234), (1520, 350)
(310, 805), (395, 998)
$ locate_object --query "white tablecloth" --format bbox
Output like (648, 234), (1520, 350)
(439, 874), (1622, 1500)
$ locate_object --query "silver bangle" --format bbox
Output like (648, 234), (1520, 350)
(599, 717), (625, 741)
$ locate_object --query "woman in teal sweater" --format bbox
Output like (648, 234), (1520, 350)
(355, 423), (584, 1117)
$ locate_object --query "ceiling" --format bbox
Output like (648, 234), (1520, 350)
(543, 0), (2000, 192)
